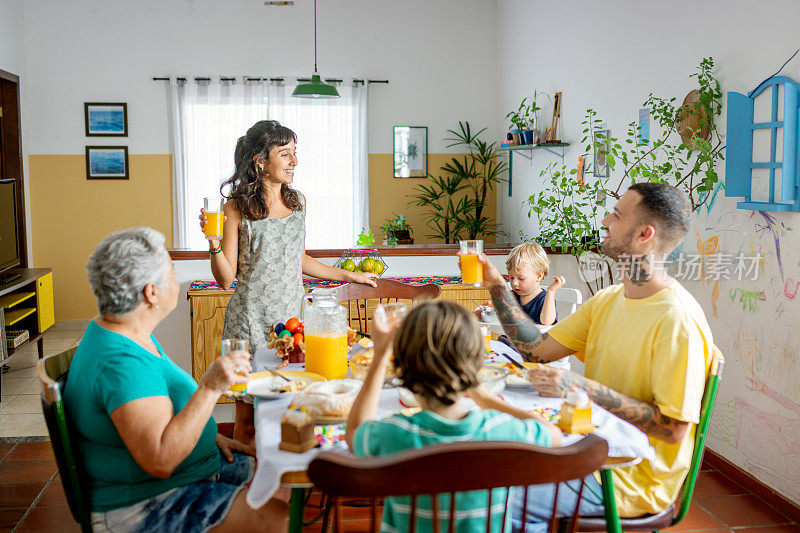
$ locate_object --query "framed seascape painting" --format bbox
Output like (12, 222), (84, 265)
(394, 126), (427, 178)
(85, 146), (129, 180)
(84, 102), (128, 136)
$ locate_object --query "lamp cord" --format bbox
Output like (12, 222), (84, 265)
(313, 0), (318, 73)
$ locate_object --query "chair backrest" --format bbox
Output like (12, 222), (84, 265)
(308, 434), (609, 533)
(554, 287), (582, 316)
(37, 348), (92, 533)
(673, 345), (725, 525)
(334, 278), (441, 332)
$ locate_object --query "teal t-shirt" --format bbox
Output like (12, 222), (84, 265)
(353, 409), (552, 533)
(64, 320), (220, 512)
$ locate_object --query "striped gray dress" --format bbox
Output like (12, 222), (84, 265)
(222, 207), (305, 355)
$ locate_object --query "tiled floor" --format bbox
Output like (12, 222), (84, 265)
(1, 325), (85, 439)
(0, 442), (795, 532)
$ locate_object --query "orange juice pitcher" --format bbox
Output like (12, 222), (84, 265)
(303, 290), (348, 379)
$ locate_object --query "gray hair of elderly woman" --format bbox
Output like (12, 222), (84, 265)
(87, 227), (172, 316)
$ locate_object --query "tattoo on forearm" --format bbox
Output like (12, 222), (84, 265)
(489, 284), (546, 362)
(559, 373), (686, 442)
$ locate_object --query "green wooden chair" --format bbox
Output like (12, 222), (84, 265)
(571, 345), (725, 533)
(37, 347), (93, 533)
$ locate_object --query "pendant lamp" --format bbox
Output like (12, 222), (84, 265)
(292, 0), (339, 98)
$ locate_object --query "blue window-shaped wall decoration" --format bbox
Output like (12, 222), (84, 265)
(726, 76), (800, 211)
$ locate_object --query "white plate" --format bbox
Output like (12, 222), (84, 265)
(246, 376), (311, 399)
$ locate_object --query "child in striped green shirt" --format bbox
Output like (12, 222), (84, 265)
(345, 301), (561, 533)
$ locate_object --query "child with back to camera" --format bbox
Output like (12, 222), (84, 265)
(346, 301), (561, 532)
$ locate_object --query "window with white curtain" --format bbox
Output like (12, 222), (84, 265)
(170, 77), (368, 251)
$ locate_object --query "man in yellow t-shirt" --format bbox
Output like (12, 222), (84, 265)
(470, 183), (713, 529)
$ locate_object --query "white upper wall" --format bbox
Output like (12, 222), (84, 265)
(0, 0), (23, 75)
(495, 0), (800, 236)
(21, 0), (498, 155)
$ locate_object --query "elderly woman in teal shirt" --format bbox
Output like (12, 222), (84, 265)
(64, 227), (287, 532)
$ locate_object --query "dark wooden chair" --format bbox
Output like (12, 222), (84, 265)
(335, 278), (440, 332)
(308, 434), (609, 533)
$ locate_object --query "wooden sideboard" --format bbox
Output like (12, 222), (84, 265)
(187, 282), (490, 400)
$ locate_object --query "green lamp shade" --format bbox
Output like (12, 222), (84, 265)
(292, 74), (340, 99)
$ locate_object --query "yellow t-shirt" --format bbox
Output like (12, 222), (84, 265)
(548, 282), (713, 517)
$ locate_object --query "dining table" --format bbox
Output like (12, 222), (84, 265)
(246, 340), (655, 533)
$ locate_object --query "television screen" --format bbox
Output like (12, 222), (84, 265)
(0, 179), (20, 271)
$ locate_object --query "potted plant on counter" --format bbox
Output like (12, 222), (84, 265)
(380, 213), (414, 245)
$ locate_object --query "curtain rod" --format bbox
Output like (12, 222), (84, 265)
(152, 76), (388, 84)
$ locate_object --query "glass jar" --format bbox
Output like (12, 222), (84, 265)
(303, 290), (348, 379)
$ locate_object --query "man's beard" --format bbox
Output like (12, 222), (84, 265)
(600, 230), (634, 260)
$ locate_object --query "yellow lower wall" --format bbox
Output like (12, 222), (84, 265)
(28, 154), (174, 320)
(27, 153), (498, 319)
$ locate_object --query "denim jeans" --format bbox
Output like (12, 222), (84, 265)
(511, 475), (606, 533)
(91, 452), (255, 533)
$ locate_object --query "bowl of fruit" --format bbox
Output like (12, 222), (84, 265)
(335, 249), (387, 277)
(268, 317), (305, 366)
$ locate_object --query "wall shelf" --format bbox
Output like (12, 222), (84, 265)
(499, 143), (570, 196)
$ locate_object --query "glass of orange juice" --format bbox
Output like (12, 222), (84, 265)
(459, 240), (484, 286)
(204, 197), (224, 240)
(481, 325), (491, 351)
(221, 338), (250, 392)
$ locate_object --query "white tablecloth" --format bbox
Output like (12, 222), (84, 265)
(245, 343), (655, 509)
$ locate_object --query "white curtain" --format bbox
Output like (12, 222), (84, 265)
(171, 79), (269, 250)
(170, 77), (368, 250)
(266, 79), (369, 249)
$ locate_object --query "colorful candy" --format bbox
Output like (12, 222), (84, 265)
(314, 423), (347, 448)
(530, 407), (561, 424)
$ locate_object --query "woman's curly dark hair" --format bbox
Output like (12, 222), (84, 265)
(393, 301), (483, 407)
(220, 120), (302, 220)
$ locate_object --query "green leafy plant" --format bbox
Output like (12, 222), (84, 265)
(356, 227), (375, 246)
(505, 100), (528, 131)
(602, 57), (725, 210)
(408, 173), (471, 243)
(522, 109), (614, 294)
(409, 121), (506, 243)
(523, 58), (725, 294)
(380, 213), (413, 245)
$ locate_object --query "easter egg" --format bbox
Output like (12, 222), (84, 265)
(292, 332), (304, 347)
(341, 259), (356, 272)
(278, 329), (292, 339)
(285, 317), (301, 333)
(275, 322), (285, 334)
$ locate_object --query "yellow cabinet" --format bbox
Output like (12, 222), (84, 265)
(36, 272), (55, 333)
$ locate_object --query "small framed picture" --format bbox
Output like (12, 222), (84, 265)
(394, 126), (428, 178)
(85, 146), (129, 180)
(593, 129), (610, 177)
(84, 102), (128, 136)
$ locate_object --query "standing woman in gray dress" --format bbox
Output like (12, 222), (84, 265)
(200, 120), (377, 444)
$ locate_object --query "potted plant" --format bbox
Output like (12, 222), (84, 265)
(505, 100), (528, 145)
(380, 213), (414, 245)
(525, 90), (547, 145)
(409, 122), (507, 244)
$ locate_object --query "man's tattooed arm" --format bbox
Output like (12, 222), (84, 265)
(558, 372), (690, 444)
(489, 284), (556, 363)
